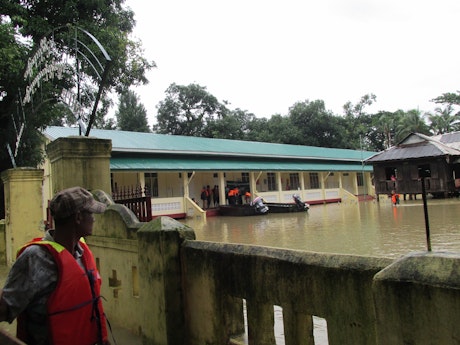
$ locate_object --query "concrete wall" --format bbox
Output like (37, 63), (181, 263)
(373, 251), (460, 344)
(86, 197), (144, 334)
(181, 241), (393, 345)
(1, 168), (44, 264)
(46, 136), (112, 195)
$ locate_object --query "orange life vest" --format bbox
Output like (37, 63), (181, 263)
(16, 240), (108, 345)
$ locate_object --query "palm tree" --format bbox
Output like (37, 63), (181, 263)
(376, 111), (402, 149)
(427, 104), (460, 135)
(395, 109), (430, 143)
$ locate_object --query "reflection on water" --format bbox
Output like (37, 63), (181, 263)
(183, 198), (460, 344)
(186, 198), (460, 258)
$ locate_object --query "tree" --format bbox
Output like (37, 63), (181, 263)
(155, 83), (226, 136)
(3, 0), (155, 93)
(115, 89), (150, 132)
(431, 92), (460, 106)
(0, 0), (156, 169)
(205, 108), (255, 140)
(288, 100), (346, 148)
(371, 111), (403, 150)
(427, 104), (460, 135)
(395, 109), (430, 143)
(342, 94), (377, 150)
(343, 94), (377, 118)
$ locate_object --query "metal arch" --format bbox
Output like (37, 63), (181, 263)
(51, 24), (112, 136)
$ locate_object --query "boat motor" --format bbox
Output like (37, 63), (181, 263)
(293, 194), (309, 211)
(252, 196), (269, 214)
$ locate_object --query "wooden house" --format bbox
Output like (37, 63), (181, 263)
(365, 132), (460, 198)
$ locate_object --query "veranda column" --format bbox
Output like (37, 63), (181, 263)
(218, 172), (226, 204)
(353, 172), (359, 195)
(300, 172), (306, 200)
(249, 172), (257, 198)
(277, 172), (283, 201)
(1, 168), (44, 265)
(320, 172), (326, 201)
(46, 136), (112, 195)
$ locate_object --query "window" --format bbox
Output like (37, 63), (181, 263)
(289, 173), (300, 190)
(267, 173), (277, 191)
(144, 172), (158, 197)
(357, 172), (364, 186)
(385, 167), (397, 180)
(241, 172), (249, 183)
(418, 164), (431, 178)
(309, 173), (319, 189)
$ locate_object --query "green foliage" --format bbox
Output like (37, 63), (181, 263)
(431, 92), (460, 106)
(205, 108), (255, 140)
(427, 104), (460, 135)
(155, 83), (227, 136)
(394, 109), (431, 143)
(115, 89), (150, 132)
(288, 100), (347, 148)
(0, 0), (155, 170)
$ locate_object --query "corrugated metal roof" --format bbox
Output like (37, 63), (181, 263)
(43, 126), (376, 162)
(110, 157), (373, 172)
(365, 133), (460, 163)
(433, 131), (460, 150)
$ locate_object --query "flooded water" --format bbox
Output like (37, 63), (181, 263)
(183, 197), (460, 345)
(186, 197), (460, 258)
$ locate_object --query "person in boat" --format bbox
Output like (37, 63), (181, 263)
(0, 186), (110, 345)
(293, 194), (309, 210)
(228, 187), (239, 205)
(244, 191), (251, 204)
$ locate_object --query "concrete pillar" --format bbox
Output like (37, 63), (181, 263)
(1, 168), (44, 265)
(282, 305), (314, 345)
(249, 172), (257, 199)
(46, 136), (112, 195)
(137, 216), (195, 345)
(373, 251), (460, 345)
(247, 300), (275, 344)
(320, 172), (326, 200)
(218, 172), (226, 205)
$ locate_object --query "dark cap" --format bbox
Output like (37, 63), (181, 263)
(50, 187), (106, 220)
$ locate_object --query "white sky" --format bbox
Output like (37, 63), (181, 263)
(124, 0), (460, 126)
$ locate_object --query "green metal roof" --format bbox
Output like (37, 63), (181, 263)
(110, 157), (373, 172)
(43, 126), (375, 172)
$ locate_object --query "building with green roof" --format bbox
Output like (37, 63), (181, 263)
(43, 126), (376, 219)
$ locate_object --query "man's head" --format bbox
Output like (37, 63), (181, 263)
(50, 186), (106, 221)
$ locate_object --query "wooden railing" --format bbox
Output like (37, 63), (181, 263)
(112, 185), (152, 222)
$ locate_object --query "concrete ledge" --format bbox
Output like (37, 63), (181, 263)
(373, 251), (460, 345)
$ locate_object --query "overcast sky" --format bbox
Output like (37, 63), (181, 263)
(125, 0), (460, 126)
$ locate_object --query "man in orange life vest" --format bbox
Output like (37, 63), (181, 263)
(0, 186), (110, 345)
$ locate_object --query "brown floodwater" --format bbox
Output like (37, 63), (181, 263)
(186, 197), (460, 258)
(183, 197), (460, 344)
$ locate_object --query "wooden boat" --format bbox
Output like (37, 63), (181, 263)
(265, 202), (309, 213)
(219, 204), (268, 216)
(266, 195), (309, 213)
